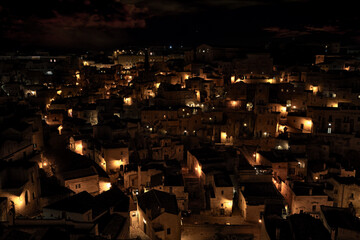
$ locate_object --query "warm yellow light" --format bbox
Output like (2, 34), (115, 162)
(231, 76), (235, 84)
(221, 132), (227, 143)
(305, 120), (312, 127)
(278, 125), (285, 132)
(57, 90), (62, 95)
(226, 201), (233, 208)
(68, 109), (73, 117)
(154, 83), (160, 89)
(195, 90), (200, 101)
(100, 181), (111, 193)
(83, 61), (89, 66)
(259, 219), (262, 223)
(75, 71), (80, 80)
(114, 160), (122, 168)
(14, 196), (23, 207)
(124, 97), (132, 106)
(197, 165), (202, 177)
(75, 143), (83, 155)
(280, 106), (287, 112)
(57, 125), (63, 135)
(231, 101), (238, 107)
(311, 86), (319, 93)
(43, 162), (47, 167)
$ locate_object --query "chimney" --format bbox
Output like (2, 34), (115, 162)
(309, 188), (313, 196)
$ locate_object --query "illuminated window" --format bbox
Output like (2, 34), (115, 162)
(327, 127), (331, 134)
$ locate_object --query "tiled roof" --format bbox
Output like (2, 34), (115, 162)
(137, 189), (178, 220)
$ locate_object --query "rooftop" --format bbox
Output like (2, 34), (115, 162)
(137, 189), (178, 220)
(214, 174), (233, 187)
(288, 214), (331, 240)
(321, 206), (360, 231)
(240, 182), (283, 205)
(291, 182), (328, 196)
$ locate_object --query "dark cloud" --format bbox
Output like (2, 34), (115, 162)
(264, 25), (347, 39)
(264, 27), (310, 38)
(0, 0), (148, 49)
(304, 25), (345, 35)
(119, 0), (309, 15)
(0, 0), (359, 50)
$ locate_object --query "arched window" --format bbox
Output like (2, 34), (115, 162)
(25, 191), (30, 205)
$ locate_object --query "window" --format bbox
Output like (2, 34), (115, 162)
(349, 193), (354, 199)
(221, 190), (224, 195)
(312, 205), (316, 212)
(32, 192), (36, 200)
(328, 127), (332, 134)
(25, 191), (29, 205)
(75, 184), (81, 189)
(167, 228), (171, 235)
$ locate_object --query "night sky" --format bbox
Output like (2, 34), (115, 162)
(0, 0), (359, 51)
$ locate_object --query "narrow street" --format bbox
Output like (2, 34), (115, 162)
(182, 223), (260, 240)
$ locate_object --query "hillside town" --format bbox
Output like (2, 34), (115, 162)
(1, 43), (360, 240)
